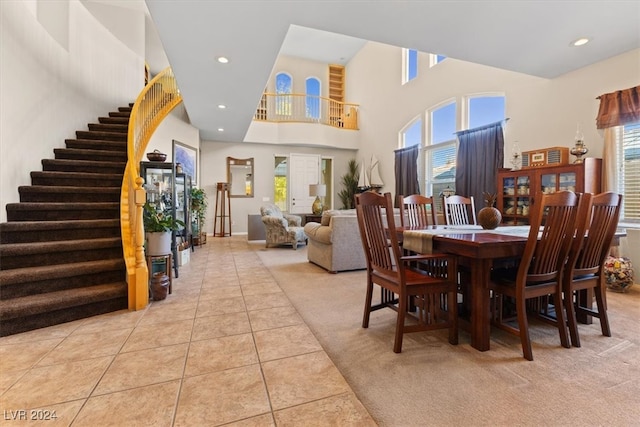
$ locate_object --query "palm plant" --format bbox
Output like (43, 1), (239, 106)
(338, 159), (360, 209)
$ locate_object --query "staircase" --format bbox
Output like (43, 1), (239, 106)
(0, 106), (132, 336)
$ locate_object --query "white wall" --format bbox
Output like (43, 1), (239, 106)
(347, 43), (640, 195)
(199, 141), (356, 235)
(145, 104), (200, 182)
(0, 0), (143, 222)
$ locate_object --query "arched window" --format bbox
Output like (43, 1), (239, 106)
(275, 72), (292, 116)
(401, 117), (422, 147)
(306, 77), (320, 120)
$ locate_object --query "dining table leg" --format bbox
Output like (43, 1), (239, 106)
(470, 258), (492, 351)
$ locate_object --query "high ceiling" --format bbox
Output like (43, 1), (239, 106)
(144, 0), (640, 142)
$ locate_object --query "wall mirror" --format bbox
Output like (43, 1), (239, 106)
(227, 157), (254, 198)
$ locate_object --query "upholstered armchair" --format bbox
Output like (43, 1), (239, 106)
(260, 204), (307, 249)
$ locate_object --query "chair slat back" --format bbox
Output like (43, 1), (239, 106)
(568, 192), (622, 277)
(398, 194), (437, 227)
(520, 191), (581, 284)
(443, 195), (477, 225)
(356, 192), (400, 274)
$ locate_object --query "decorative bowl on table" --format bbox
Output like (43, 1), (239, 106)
(147, 150), (167, 162)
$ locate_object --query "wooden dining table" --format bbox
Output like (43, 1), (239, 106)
(401, 225), (626, 352)
(402, 225), (528, 351)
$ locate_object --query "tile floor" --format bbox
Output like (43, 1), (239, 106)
(0, 237), (375, 426)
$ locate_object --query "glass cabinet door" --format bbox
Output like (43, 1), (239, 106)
(540, 173), (557, 194)
(558, 172), (577, 192)
(141, 163), (174, 215)
(174, 173), (191, 249)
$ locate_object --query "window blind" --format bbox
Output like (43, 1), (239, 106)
(620, 123), (640, 222)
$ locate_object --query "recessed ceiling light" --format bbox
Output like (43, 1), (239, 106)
(217, 56), (229, 64)
(571, 38), (590, 47)
(217, 128), (224, 132)
(218, 104), (226, 109)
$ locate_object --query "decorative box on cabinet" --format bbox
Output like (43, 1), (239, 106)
(497, 158), (601, 225)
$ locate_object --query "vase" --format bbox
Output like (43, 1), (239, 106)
(478, 206), (502, 230)
(150, 272), (170, 300)
(146, 231), (172, 255)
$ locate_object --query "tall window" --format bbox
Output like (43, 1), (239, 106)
(401, 118), (422, 147)
(274, 156), (288, 211)
(430, 54), (447, 67)
(468, 95), (506, 128)
(403, 48), (418, 84)
(275, 73), (292, 116)
(619, 123), (640, 222)
(305, 77), (320, 120)
(425, 102), (457, 207)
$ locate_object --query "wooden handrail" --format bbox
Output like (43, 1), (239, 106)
(254, 93), (359, 130)
(120, 67), (182, 310)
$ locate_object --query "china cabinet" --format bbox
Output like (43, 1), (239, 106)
(496, 157), (601, 225)
(140, 161), (192, 277)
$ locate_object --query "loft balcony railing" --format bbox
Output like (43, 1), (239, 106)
(253, 93), (359, 130)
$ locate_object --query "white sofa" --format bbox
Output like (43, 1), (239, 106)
(303, 209), (400, 273)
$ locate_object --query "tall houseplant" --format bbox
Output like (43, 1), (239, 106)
(338, 159), (360, 209)
(190, 187), (208, 244)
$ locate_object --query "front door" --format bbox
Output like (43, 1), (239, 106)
(289, 153), (320, 214)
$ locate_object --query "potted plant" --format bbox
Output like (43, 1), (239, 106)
(338, 159), (359, 209)
(143, 202), (185, 255)
(190, 187), (208, 245)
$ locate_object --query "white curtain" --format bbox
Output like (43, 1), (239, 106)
(602, 126), (621, 192)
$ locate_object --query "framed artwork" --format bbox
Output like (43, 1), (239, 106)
(173, 140), (197, 185)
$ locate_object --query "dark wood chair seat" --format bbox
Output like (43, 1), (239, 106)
(488, 190), (581, 361)
(356, 192), (458, 353)
(563, 192), (622, 347)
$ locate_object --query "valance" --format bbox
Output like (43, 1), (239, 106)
(596, 85), (640, 129)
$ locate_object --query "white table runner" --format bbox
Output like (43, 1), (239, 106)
(403, 225), (531, 254)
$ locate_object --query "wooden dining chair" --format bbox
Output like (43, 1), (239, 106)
(563, 192), (622, 347)
(397, 194), (438, 227)
(489, 190), (580, 361)
(355, 192), (458, 353)
(443, 195), (477, 225)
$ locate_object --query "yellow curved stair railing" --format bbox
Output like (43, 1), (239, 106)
(120, 67), (182, 310)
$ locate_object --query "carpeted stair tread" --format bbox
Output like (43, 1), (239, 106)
(30, 171), (123, 187)
(1, 218), (119, 232)
(75, 130), (127, 141)
(0, 237), (121, 258)
(0, 259), (125, 285)
(0, 283), (127, 321)
(5, 202), (119, 221)
(42, 159), (125, 174)
(54, 147), (127, 161)
(19, 185), (119, 195)
(6, 202), (119, 211)
(65, 139), (127, 151)
(18, 187), (119, 203)
(87, 123), (128, 133)
(108, 111), (131, 118)
(98, 116), (130, 125)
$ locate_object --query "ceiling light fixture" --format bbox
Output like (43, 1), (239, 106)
(217, 56), (229, 64)
(218, 128), (224, 132)
(571, 37), (590, 47)
(218, 104), (226, 109)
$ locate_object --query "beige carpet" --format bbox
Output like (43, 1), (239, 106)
(251, 241), (640, 427)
